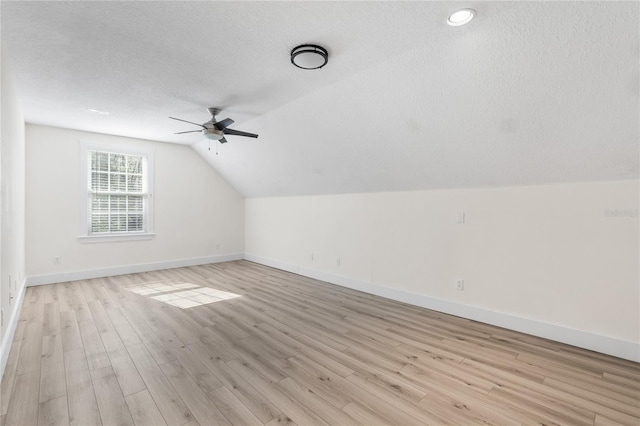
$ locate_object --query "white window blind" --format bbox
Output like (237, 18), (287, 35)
(86, 150), (149, 234)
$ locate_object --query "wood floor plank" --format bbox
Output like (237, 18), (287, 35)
(125, 390), (167, 426)
(290, 343), (454, 426)
(174, 346), (223, 394)
(133, 305), (191, 353)
(42, 302), (61, 337)
(264, 414), (298, 426)
(417, 380), (523, 425)
(118, 301), (176, 365)
(64, 349), (102, 426)
(198, 329), (239, 363)
(517, 351), (603, 379)
(285, 334), (355, 378)
(276, 377), (361, 426)
(16, 336), (42, 376)
(78, 320), (111, 371)
(207, 316), (251, 342)
(279, 355), (353, 410)
(603, 372), (640, 390)
(69, 282), (92, 322)
(39, 334), (66, 403)
(56, 283), (74, 313)
(227, 358), (330, 426)
(230, 338), (288, 383)
(207, 386), (263, 426)
(283, 313), (351, 351)
(43, 284), (59, 305)
(11, 318), (26, 343)
(90, 366), (135, 426)
(126, 343), (194, 426)
(548, 369), (640, 401)
(79, 280), (99, 303)
(241, 299), (301, 337)
(5, 370), (40, 426)
(544, 377), (640, 418)
(254, 323), (355, 379)
(487, 386), (595, 425)
(159, 360), (231, 426)
(160, 304), (212, 343)
(150, 307), (201, 346)
(348, 369), (427, 405)
(38, 395), (69, 426)
(187, 341), (281, 423)
(106, 307), (143, 347)
(100, 330), (147, 396)
(595, 413), (628, 426)
(451, 358), (590, 424)
(87, 300), (116, 334)
(341, 401), (395, 426)
(59, 310), (83, 353)
(91, 280), (121, 311)
(23, 287), (45, 342)
(346, 371), (448, 425)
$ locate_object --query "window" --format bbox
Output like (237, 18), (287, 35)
(80, 142), (154, 242)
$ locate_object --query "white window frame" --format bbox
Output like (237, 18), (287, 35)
(79, 141), (155, 243)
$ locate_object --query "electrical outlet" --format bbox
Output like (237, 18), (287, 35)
(457, 212), (465, 224)
(53, 257), (61, 265)
(311, 253), (314, 261)
(456, 279), (464, 291)
(336, 257), (341, 266)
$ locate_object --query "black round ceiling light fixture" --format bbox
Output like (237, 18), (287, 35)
(290, 44), (328, 70)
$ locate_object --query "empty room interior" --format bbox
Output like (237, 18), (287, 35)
(1, 1), (639, 425)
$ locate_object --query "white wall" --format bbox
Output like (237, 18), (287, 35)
(26, 125), (244, 281)
(1, 47), (27, 374)
(245, 181), (640, 361)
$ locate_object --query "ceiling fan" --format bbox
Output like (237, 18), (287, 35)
(170, 107), (258, 143)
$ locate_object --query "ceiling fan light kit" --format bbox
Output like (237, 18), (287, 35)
(291, 44), (328, 70)
(203, 128), (224, 140)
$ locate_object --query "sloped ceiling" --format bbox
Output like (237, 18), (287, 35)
(2, 1), (638, 197)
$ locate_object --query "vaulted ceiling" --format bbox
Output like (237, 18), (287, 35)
(2, 1), (638, 197)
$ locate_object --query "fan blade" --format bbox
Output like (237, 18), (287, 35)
(174, 130), (203, 134)
(213, 118), (234, 130)
(219, 137), (228, 144)
(223, 128), (259, 138)
(169, 116), (206, 128)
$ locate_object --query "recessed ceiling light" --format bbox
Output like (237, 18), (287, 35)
(291, 44), (328, 70)
(447, 8), (476, 26)
(85, 108), (110, 115)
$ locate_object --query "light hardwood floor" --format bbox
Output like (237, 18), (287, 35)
(1, 260), (639, 426)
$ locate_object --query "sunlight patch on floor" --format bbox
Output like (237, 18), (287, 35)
(125, 282), (240, 308)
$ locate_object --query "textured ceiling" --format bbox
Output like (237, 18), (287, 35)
(2, 1), (639, 197)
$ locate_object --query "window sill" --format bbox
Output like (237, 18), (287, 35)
(78, 233), (156, 244)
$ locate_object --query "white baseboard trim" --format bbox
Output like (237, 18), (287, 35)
(245, 253), (640, 363)
(26, 253), (244, 287)
(1, 280), (27, 379)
